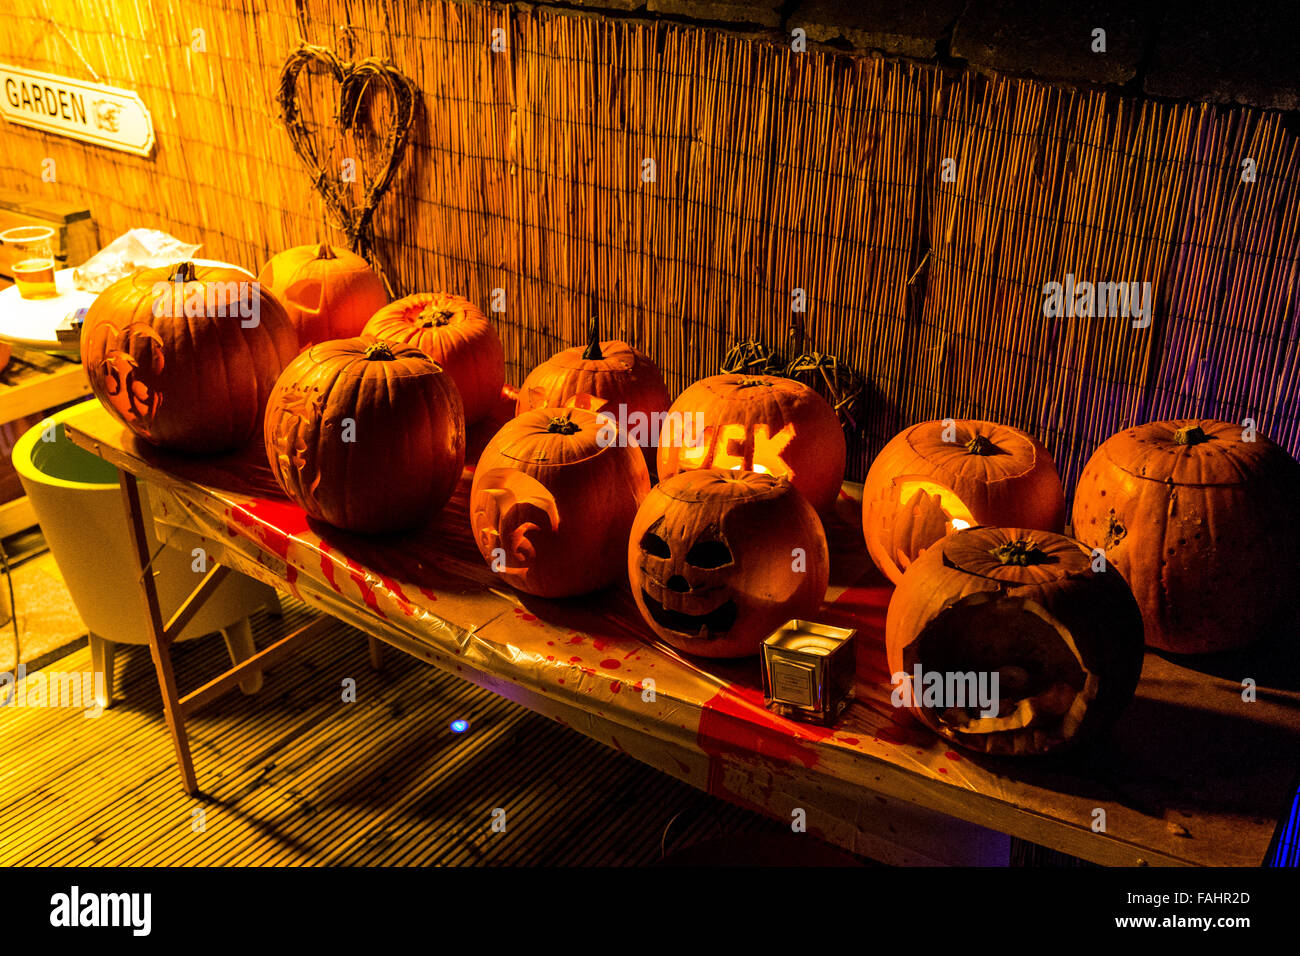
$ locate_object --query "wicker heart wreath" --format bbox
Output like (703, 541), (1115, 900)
(277, 44), (418, 295)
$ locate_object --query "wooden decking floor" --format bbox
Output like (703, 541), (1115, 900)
(0, 599), (798, 866)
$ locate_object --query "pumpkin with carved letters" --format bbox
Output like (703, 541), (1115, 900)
(517, 318), (670, 470)
(1072, 419), (1300, 654)
(363, 292), (504, 424)
(264, 338), (464, 534)
(629, 470), (829, 658)
(258, 243), (388, 349)
(471, 407), (650, 597)
(886, 526), (1144, 756)
(81, 260), (298, 453)
(862, 420), (1066, 585)
(656, 375), (846, 515)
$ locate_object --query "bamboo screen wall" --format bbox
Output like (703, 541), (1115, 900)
(3, 0), (1299, 491)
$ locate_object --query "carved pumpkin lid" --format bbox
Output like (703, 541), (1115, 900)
(491, 406), (612, 466)
(656, 468), (791, 504)
(936, 526), (1090, 586)
(899, 419), (1045, 481)
(1096, 418), (1282, 486)
(301, 337), (445, 378)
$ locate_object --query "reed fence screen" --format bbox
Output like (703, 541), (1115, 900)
(4, 0), (1298, 491)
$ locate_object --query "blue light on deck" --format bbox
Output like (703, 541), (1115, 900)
(450, 719), (469, 734)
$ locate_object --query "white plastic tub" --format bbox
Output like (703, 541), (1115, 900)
(13, 405), (278, 707)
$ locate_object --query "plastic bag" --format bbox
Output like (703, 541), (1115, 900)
(72, 228), (202, 292)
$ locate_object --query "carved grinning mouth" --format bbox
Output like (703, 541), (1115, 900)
(640, 590), (738, 639)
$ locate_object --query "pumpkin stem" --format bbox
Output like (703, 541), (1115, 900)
(990, 539), (1049, 566)
(582, 315), (604, 361)
(169, 261), (198, 284)
(965, 434), (1000, 455)
(419, 304), (455, 328)
(546, 413), (581, 435)
(316, 242), (337, 260)
(1172, 424), (1211, 446)
(364, 342), (397, 361)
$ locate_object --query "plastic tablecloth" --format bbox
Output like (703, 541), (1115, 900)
(62, 396), (1300, 866)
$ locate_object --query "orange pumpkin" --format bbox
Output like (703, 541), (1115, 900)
(81, 261), (298, 454)
(862, 420), (1065, 584)
(363, 292), (505, 424)
(257, 243), (388, 349)
(470, 407), (650, 597)
(264, 338), (465, 534)
(1072, 419), (1300, 654)
(517, 319), (670, 469)
(886, 526), (1145, 756)
(629, 470), (829, 658)
(656, 375), (846, 515)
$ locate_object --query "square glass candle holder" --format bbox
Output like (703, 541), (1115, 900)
(761, 620), (856, 725)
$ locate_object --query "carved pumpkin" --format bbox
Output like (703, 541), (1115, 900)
(656, 374), (846, 516)
(1072, 419), (1300, 654)
(257, 243), (388, 349)
(628, 470), (829, 658)
(886, 527), (1144, 756)
(517, 319), (670, 469)
(81, 261), (298, 454)
(862, 420), (1066, 584)
(363, 292), (505, 424)
(470, 407), (650, 597)
(264, 338), (465, 534)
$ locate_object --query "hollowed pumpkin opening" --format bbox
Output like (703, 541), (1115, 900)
(904, 593), (1096, 753)
(284, 276), (326, 314)
(868, 477), (976, 578)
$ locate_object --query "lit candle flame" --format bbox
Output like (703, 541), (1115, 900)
(950, 518), (971, 530)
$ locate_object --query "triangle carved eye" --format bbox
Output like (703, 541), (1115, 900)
(685, 540), (732, 569)
(640, 531), (671, 558)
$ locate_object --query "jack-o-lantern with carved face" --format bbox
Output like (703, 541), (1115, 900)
(471, 407), (650, 598)
(628, 470), (829, 658)
(656, 374), (847, 516)
(862, 419), (1066, 584)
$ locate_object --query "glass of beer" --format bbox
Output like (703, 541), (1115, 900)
(1, 226), (59, 299)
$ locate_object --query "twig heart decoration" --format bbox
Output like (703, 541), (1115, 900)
(277, 44), (419, 296)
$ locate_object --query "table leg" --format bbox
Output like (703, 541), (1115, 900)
(118, 471), (199, 795)
(368, 636), (385, 671)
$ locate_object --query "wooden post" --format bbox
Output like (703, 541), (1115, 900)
(117, 472), (199, 795)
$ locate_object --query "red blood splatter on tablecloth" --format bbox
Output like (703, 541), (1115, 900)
(610, 681), (622, 694)
(840, 737), (860, 745)
(568, 656), (582, 663)
(378, 574), (415, 616)
(521, 613), (537, 622)
(318, 541), (340, 592)
(697, 684), (833, 786)
(229, 498), (308, 560)
(567, 634), (583, 644)
(945, 751), (962, 761)
(592, 637), (612, 651)
(601, 659), (620, 670)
